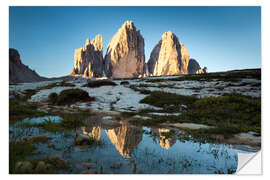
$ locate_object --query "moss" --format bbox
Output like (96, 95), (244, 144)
(48, 89), (95, 105)
(82, 80), (117, 88)
(9, 141), (36, 173)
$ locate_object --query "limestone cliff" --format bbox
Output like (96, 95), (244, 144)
(147, 32), (190, 76)
(71, 34), (104, 78)
(104, 21), (147, 78)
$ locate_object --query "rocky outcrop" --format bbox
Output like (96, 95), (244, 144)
(71, 34), (104, 78)
(188, 58), (208, 74)
(147, 32), (190, 76)
(104, 21), (148, 78)
(9, 48), (47, 83)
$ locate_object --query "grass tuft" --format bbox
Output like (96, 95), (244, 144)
(48, 89), (94, 105)
(82, 80), (117, 88)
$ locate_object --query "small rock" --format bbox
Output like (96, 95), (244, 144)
(15, 161), (33, 172)
(80, 169), (98, 174)
(35, 161), (47, 172)
(80, 162), (96, 169)
(23, 134), (49, 143)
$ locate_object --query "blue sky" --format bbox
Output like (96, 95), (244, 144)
(9, 6), (261, 77)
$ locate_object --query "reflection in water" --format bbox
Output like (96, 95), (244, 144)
(10, 115), (256, 174)
(82, 126), (101, 141)
(82, 118), (143, 158)
(105, 122), (142, 158)
(82, 117), (101, 141)
(151, 128), (177, 149)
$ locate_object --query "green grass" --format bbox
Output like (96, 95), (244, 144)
(48, 89), (95, 105)
(179, 94), (261, 134)
(140, 91), (197, 113)
(82, 80), (117, 88)
(137, 92), (260, 135)
(9, 96), (47, 123)
(26, 113), (91, 133)
(36, 119), (63, 133)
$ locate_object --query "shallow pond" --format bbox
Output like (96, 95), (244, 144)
(9, 115), (259, 174)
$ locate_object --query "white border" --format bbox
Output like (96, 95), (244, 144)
(2, 0), (269, 179)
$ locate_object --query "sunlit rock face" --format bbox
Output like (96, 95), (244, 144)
(188, 58), (208, 74)
(71, 34), (104, 78)
(105, 122), (142, 158)
(104, 21), (148, 78)
(9, 48), (46, 83)
(147, 32), (190, 76)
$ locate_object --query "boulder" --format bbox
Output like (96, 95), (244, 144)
(104, 21), (148, 78)
(71, 34), (104, 78)
(147, 31), (190, 76)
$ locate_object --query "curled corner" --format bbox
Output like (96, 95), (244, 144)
(236, 151), (262, 175)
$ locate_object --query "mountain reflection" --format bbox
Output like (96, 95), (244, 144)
(82, 117), (102, 140)
(105, 121), (142, 158)
(82, 118), (142, 158)
(152, 128), (177, 149)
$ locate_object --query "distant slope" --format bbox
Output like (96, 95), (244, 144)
(9, 48), (47, 83)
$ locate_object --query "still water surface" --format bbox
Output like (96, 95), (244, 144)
(10, 116), (258, 174)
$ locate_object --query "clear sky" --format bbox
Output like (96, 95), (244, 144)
(9, 6), (261, 78)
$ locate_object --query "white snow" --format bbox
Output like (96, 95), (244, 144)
(9, 80), (61, 93)
(11, 75), (261, 114)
